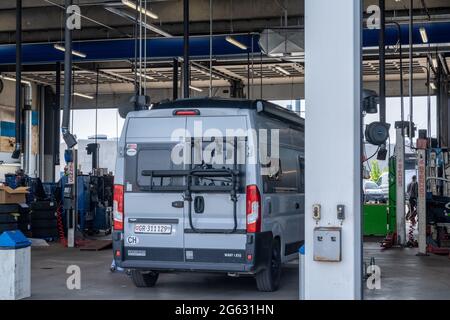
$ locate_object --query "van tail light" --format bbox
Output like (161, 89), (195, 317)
(113, 184), (124, 231)
(246, 185), (261, 233)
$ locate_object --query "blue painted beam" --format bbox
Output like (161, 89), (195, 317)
(0, 22), (448, 66)
(0, 34), (259, 65)
(363, 21), (450, 47)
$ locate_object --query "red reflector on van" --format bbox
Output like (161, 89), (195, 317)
(113, 184), (124, 231)
(173, 109), (200, 116)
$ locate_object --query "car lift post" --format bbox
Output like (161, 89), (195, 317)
(65, 150), (77, 248)
(395, 125), (406, 246)
(416, 147), (427, 255)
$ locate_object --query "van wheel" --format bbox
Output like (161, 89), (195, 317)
(256, 239), (281, 292)
(130, 270), (159, 287)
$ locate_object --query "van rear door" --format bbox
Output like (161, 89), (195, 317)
(123, 117), (186, 262)
(183, 116), (248, 264)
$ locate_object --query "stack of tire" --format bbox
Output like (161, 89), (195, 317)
(0, 204), (19, 235)
(30, 201), (58, 239)
(17, 205), (32, 237)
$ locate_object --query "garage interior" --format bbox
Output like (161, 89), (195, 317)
(0, 0), (449, 300)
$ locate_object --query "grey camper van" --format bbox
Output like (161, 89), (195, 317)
(113, 98), (305, 292)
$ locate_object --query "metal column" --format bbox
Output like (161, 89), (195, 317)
(395, 128), (406, 246)
(173, 58), (179, 100)
(379, 0), (386, 123)
(23, 109), (33, 177)
(183, 0), (190, 98)
(304, 0), (362, 299)
(54, 62), (61, 169)
(13, 0), (23, 159)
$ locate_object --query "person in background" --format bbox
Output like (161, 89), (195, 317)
(406, 175), (418, 221)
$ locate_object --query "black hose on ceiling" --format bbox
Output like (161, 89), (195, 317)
(61, 0), (77, 148)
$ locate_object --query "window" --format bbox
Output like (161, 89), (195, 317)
(263, 147), (300, 193)
(191, 138), (246, 190)
(137, 147), (184, 188)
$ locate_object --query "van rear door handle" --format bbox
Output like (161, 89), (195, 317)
(172, 201), (184, 208)
(295, 202), (300, 210)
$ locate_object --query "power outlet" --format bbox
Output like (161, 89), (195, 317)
(312, 204), (321, 221)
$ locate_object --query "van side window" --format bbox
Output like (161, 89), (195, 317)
(263, 147), (299, 193)
(299, 156), (305, 194)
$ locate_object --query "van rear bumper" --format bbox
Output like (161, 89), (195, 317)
(117, 260), (257, 273)
(113, 231), (273, 274)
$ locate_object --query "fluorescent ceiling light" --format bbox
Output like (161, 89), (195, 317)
(122, 0), (158, 20)
(54, 44), (87, 58)
(0, 75), (31, 86)
(274, 66), (290, 76)
(136, 71), (154, 81)
(73, 92), (94, 100)
(430, 82), (437, 90)
(225, 36), (248, 50)
(419, 27), (428, 44)
(104, 7), (171, 38)
(268, 52), (284, 57)
(290, 52), (303, 57)
(432, 57), (438, 69)
(189, 85), (203, 92)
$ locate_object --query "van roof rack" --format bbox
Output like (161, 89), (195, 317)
(153, 98), (304, 128)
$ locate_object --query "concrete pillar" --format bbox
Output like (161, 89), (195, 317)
(304, 0), (362, 299)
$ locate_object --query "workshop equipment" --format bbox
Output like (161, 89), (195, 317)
(381, 156), (398, 248)
(70, 173), (113, 235)
(0, 204), (19, 234)
(414, 134), (450, 255)
(0, 230), (31, 300)
(30, 201), (58, 240)
(364, 204), (391, 236)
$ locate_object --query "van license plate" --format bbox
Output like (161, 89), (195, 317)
(134, 224), (172, 234)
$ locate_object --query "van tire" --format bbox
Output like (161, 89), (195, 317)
(256, 238), (281, 292)
(130, 270), (159, 288)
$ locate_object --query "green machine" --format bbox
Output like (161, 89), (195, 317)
(363, 156), (396, 236)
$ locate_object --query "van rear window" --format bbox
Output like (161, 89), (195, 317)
(137, 148), (184, 188)
(127, 140), (246, 193)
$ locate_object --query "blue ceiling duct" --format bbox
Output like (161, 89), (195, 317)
(0, 34), (259, 65)
(0, 22), (448, 66)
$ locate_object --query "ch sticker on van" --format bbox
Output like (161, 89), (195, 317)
(126, 236), (139, 245)
(126, 144), (137, 156)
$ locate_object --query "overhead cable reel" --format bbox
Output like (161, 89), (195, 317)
(365, 122), (391, 146)
(363, 90), (390, 160)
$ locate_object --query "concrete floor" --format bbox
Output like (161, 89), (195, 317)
(363, 241), (450, 300)
(28, 241), (450, 300)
